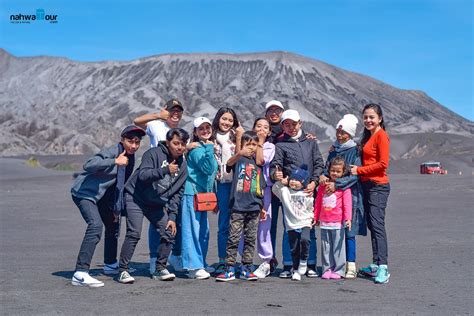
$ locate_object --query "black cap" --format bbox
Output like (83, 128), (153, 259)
(165, 99), (184, 112)
(121, 125), (146, 138)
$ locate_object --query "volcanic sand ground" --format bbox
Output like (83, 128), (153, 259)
(0, 158), (472, 315)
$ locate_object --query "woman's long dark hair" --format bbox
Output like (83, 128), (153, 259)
(359, 103), (386, 150)
(212, 107), (240, 143)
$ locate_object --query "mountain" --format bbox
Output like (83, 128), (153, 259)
(0, 48), (472, 156)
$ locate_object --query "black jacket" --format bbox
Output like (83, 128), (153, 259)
(125, 142), (187, 221)
(270, 130), (324, 186)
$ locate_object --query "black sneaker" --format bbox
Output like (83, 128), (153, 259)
(279, 265), (292, 278)
(269, 257), (278, 273)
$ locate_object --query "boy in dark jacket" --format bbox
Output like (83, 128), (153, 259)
(270, 109), (324, 278)
(71, 125), (145, 288)
(118, 128), (189, 284)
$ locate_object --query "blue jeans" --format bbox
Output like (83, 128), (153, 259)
(180, 195), (209, 270)
(217, 182), (232, 260)
(346, 235), (356, 262)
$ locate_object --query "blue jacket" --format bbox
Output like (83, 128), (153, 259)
(71, 145), (122, 202)
(324, 144), (367, 237)
(184, 143), (218, 195)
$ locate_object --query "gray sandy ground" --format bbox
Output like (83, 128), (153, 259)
(0, 158), (472, 315)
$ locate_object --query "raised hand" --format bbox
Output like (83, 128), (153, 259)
(115, 150), (129, 166)
(274, 165), (284, 181)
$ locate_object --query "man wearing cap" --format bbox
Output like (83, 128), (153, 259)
(70, 125), (145, 287)
(270, 109), (324, 278)
(134, 98), (185, 275)
(265, 100), (285, 144)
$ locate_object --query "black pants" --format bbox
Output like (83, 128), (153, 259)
(287, 227), (310, 270)
(362, 181), (390, 265)
(73, 196), (119, 271)
(119, 193), (175, 272)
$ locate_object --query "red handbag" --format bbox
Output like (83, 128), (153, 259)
(193, 192), (218, 212)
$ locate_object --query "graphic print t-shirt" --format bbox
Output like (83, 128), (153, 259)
(228, 156), (265, 212)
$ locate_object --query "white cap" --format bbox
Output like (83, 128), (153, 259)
(193, 117), (212, 128)
(336, 114), (358, 137)
(265, 100), (284, 110)
(281, 109), (301, 122)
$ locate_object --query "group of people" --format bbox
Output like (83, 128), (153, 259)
(70, 98), (391, 287)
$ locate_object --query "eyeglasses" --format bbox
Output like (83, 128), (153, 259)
(266, 109), (283, 115)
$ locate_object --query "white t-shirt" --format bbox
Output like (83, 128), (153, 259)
(215, 131), (236, 183)
(146, 120), (170, 148)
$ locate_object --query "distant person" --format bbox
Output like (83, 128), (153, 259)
(216, 131), (266, 282)
(272, 165), (314, 281)
(270, 109), (324, 278)
(315, 156), (352, 280)
(180, 117), (218, 280)
(212, 107), (244, 274)
(70, 125), (145, 287)
(350, 103), (391, 284)
(117, 128), (188, 284)
(134, 98), (184, 275)
(319, 114), (366, 279)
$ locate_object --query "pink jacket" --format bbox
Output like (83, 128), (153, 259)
(314, 184), (352, 224)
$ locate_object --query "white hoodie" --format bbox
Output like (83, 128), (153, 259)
(272, 181), (314, 230)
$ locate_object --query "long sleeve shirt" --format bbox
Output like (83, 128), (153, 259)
(357, 128), (390, 184)
(314, 184), (352, 229)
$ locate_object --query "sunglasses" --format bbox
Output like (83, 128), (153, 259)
(266, 108), (283, 115)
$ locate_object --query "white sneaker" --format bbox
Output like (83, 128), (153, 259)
(71, 271), (104, 288)
(149, 257), (157, 275)
(204, 266), (215, 274)
(254, 262), (271, 279)
(168, 254), (185, 272)
(118, 271), (135, 284)
(291, 271), (302, 281)
(297, 260), (308, 275)
(188, 269), (210, 280)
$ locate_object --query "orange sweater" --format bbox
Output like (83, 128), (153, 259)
(357, 128), (390, 184)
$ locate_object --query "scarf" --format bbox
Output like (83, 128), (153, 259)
(332, 139), (357, 152)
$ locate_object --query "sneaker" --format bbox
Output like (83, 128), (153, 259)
(152, 268), (176, 281)
(117, 271), (135, 284)
(215, 262), (226, 275)
(279, 265), (292, 278)
(204, 265), (215, 274)
(321, 269), (332, 279)
(269, 257), (278, 273)
(254, 262), (271, 279)
(240, 265), (258, 281)
(291, 271), (302, 281)
(359, 264), (378, 278)
(345, 262), (357, 279)
(71, 271), (104, 287)
(216, 266), (236, 282)
(306, 269), (318, 278)
(188, 268), (210, 280)
(330, 271), (342, 279)
(168, 254), (184, 272)
(297, 260), (308, 275)
(374, 264), (390, 284)
(149, 257), (157, 275)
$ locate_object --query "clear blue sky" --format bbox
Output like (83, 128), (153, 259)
(1, 0), (472, 120)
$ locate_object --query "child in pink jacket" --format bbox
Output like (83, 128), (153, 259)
(314, 157), (352, 279)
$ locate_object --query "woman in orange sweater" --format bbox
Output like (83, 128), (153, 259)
(350, 103), (391, 284)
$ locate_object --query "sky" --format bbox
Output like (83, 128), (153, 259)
(1, 0), (472, 120)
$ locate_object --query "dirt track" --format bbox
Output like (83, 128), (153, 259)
(1, 158), (472, 315)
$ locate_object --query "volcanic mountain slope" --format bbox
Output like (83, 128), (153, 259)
(0, 48), (472, 156)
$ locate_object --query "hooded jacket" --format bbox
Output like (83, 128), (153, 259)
(125, 142), (187, 221)
(270, 130), (324, 186)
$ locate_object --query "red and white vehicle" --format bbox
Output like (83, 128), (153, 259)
(420, 161), (447, 175)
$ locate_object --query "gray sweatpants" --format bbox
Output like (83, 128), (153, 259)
(321, 228), (346, 276)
